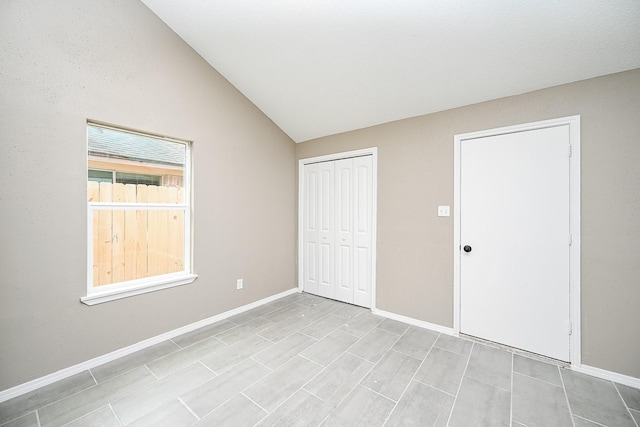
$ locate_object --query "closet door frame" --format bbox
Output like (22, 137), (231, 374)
(298, 147), (378, 310)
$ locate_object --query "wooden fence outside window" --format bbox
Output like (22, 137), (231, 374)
(88, 181), (185, 287)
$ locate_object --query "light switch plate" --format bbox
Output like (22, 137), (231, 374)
(438, 205), (450, 217)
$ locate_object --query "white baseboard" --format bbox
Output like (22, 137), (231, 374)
(372, 308), (455, 336)
(573, 364), (640, 389)
(372, 308), (640, 390)
(0, 287), (299, 403)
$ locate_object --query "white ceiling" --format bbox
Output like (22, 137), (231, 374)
(141, 0), (640, 143)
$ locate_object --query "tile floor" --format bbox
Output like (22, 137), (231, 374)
(1, 292), (639, 427)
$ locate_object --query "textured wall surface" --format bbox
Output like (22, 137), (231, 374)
(0, 0), (296, 390)
(297, 69), (640, 379)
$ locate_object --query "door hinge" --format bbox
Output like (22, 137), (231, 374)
(568, 145), (572, 157)
(568, 322), (573, 336)
(568, 233), (572, 246)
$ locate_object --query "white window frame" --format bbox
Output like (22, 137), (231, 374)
(82, 122), (197, 305)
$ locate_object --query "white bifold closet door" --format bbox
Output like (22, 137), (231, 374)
(303, 156), (373, 307)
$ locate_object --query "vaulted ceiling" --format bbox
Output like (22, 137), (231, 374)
(141, 0), (640, 142)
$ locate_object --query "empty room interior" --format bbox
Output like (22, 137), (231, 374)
(1, 1), (639, 426)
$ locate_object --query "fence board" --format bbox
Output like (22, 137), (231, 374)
(97, 182), (113, 285)
(111, 184), (126, 283)
(88, 182), (100, 283)
(146, 186), (159, 277)
(89, 182), (185, 286)
(136, 185), (149, 280)
(124, 184), (138, 281)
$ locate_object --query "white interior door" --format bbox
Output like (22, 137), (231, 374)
(302, 154), (373, 308)
(460, 125), (571, 361)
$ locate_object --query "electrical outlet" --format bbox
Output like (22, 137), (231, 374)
(236, 279), (243, 290)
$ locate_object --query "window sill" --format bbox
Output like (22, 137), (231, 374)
(81, 273), (198, 306)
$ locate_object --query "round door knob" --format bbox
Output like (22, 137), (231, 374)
(463, 245), (472, 253)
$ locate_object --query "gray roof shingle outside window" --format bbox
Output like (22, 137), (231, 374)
(88, 125), (185, 167)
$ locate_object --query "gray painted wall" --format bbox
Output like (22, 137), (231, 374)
(0, 1), (296, 390)
(297, 69), (640, 379)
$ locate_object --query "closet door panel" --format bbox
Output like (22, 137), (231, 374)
(317, 161), (335, 299)
(335, 158), (354, 304)
(353, 156), (373, 308)
(303, 164), (320, 295)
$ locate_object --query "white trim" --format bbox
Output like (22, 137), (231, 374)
(1, 288), (299, 403)
(80, 273), (198, 305)
(372, 308), (455, 336)
(574, 365), (640, 390)
(298, 147), (378, 310)
(453, 115), (581, 367)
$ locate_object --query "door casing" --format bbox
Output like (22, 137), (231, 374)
(453, 116), (581, 367)
(298, 147), (378, 310)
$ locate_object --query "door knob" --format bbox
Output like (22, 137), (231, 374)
(463, 245), (472, 253)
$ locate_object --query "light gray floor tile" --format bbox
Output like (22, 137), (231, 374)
(448, 376), (511, 427)
(561, 369), (636, 427)
(616, 382), (640, 411)
(572, 415), (606, 426)
(0, 371), (96, 425)
(128, 399), (197, 427)
(244, 356), (322, 412)
(465, 343), (512, 391)
(256, 389), (332, 427)
(304, 352), (375, 406)
(111, 362), (214, 425)
(64, 405), (120, 427)
(300, 330), (359, 366)
(172, 320), (236, 347)
(434, 334), (473, 356)
(360, 350), (421, 401)
(414, 346), (468, 395)
(91, 340), (180, 383)
(228, 304), (277, 325)
(261, 304), (310, 323)
(200, 334), (272, 374)
(513, 354), (562, 386)
(295, 293), (330, 307)
(252, 332), (317, 370)
(320, 385), (395, 427)
(299, 315), (346, 340)
(391, 326), (439, 360)
(332, 304), (367, 319)
(214, 317), (275, 345)
(180, 358), (270, 418)
(38, 365), (156, 427)
(348, 328), (399, 363)
(512, 372), (572, 427)
(258, 315), (313, 342)
(146, 336), (225, 378)
(338, 312), (384, 337)
(5, 296), (638, 427)
(0, 412), (38, 427)
(384, 380), (454, 427)
(195, 394), (266, 427)
(376, 318), (410, 335)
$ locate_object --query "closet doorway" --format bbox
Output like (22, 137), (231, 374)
(298, 148), (377, 308)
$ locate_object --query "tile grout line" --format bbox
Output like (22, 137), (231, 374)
(613, 382), (640, 427)
(558, 366), (578, 427)
(108, 403), (124, 427)
(512, 369), (565, 389)
(445, 341), (475, 427)
(177, 397), (200, 421)
(380, 331), (441, 426)
(573, 414), (607, 426)
(510, 352), (514, 426)
(35, 409), (41, 427)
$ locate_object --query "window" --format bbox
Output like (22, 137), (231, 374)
(83, 122), (196, 305)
